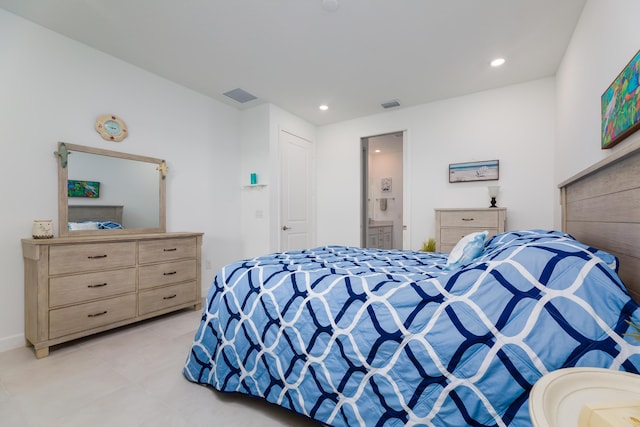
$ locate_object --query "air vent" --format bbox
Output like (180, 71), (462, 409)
(381, 99), (401, 109)
(223, 88), (258, 103)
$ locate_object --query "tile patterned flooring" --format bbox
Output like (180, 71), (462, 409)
(0, 309), (322, 426)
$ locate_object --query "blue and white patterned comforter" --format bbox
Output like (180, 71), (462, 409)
(184, 230), (640, 426)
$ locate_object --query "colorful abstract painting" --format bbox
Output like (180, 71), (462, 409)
(68, 180), (100, 198)
(601, 49), (640, 149)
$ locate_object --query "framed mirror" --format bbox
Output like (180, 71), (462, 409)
(56, 142), (166, 237)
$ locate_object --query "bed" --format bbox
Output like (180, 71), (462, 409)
(184, 141), (640, 426)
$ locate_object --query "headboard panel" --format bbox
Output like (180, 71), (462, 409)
(560, 139), (640, 303)
(68, 205), (123, 224)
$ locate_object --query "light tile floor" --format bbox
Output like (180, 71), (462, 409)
(0, 309), (322, 427)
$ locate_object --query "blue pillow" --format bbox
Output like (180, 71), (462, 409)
(445, 230), (488, 270)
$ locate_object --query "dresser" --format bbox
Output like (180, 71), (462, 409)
(435, 208), (506, 252)
(22, 232), (202, 358)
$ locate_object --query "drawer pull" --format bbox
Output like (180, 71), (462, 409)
(163, 271), (177, 276)
(87, 283), (108, 288)
(88, 310), (108, 318)
(163, 294), (177, 300)
(163, 248), (177, 252)
(87, 254), (108, 259)
(461, 218), (475, 221)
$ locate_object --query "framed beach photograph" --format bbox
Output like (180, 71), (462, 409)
(449, 160), (499, 183)
(601, 48), (640, 149)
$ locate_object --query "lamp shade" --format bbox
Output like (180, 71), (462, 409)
(488, 186), (500, 198)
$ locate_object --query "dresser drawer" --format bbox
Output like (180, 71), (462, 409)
(49, 294), (136, 339)
(369, 225), (391, 235)
(138, 238), (197, 264)
(138, 259), (196, 290)
(49, 268), (136, 307)
(138, 281), (196, 315)
(439, 210), (499, 228)
(440, 227), (498, 245)
(49, 242), (136, 275)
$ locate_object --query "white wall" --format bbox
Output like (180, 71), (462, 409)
(239, 104), (272, 258)
(316, 78), (557, 250)
(239, 103), (316, 259)
(0, 10), (243, 352)
(555, 0), (640, 226)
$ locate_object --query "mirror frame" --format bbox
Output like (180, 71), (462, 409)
(57, 142), (166, 237)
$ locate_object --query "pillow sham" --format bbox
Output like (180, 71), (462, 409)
(68, 221), (99, 230)
(98, 221), (124, 229)
(445, 230), (488, 270)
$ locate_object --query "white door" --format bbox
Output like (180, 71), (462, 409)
(280, 130), (313, 251)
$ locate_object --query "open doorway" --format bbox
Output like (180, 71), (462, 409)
(361, 132), (404, 249)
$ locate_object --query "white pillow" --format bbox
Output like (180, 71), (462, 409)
(445, 230), (488, 270)
(68, 221), (99, 230)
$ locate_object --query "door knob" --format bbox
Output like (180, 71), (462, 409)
(282, 225), (291, 231)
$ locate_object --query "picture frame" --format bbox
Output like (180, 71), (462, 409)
(381, 177), (392, 193)
(449, 160), (499, 183)
(601, 49), (640, 149)
(68, 180), (100, 198)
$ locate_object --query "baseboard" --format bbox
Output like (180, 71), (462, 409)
(0, 333), (25, 354)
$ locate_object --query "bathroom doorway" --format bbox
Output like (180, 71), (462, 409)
(361, 132), (404, 249)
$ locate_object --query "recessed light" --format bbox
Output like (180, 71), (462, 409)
(319, 104), (329, 111)
(375, 149), (381, 153)
(490, 58), (506, 67)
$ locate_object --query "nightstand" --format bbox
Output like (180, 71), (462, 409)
(434, 208), (506, 252)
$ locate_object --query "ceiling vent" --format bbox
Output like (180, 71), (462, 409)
(223, 88), (258, 103)
(381, 99), (401, 109)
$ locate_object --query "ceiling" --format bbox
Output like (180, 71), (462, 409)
(0, 0), (586, 126)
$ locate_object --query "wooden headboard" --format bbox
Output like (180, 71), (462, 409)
(68, 205), (123, 224)
(559, 139), (640, 303)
